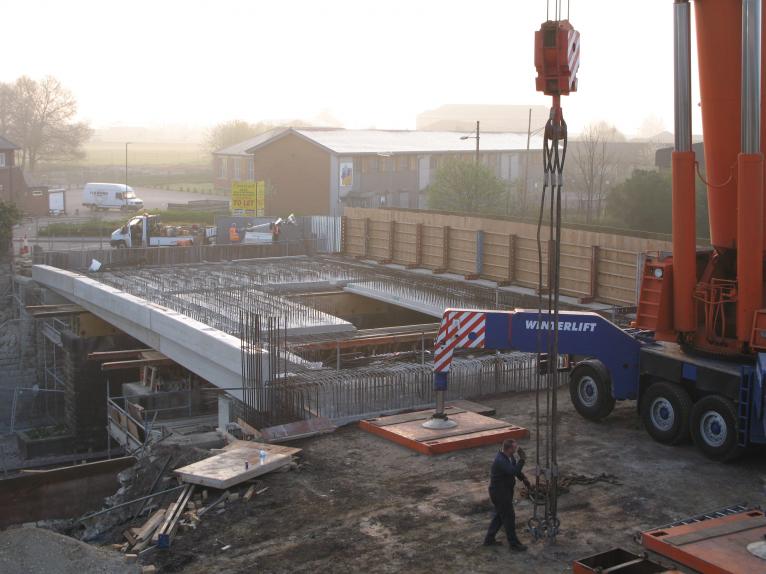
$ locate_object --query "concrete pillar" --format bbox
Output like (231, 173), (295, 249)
(217, 395), (232, 433)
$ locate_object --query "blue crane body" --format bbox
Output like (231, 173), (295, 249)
(433, 308), (766, 461)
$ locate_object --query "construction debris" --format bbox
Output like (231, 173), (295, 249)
(155, 484), (195, 549)
(259, 417), (337, 443)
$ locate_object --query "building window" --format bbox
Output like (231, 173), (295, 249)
(219, 157), (228, 179)
(248, 159), (255, 180)
(0, 153), (5, 168)
(233, 158), (241, 180)
(429, 156), (439, 170)
(365, 157), (378, 172)
(397, 155), (408, 171)
(379, 157), (391, 172)
(409, 156), (418, 171)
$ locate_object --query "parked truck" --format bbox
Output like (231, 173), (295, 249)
(83, 183), (144, 212)
(110, 214), (215, 248)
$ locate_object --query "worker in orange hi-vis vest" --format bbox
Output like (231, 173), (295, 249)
(229, 223), (240, 243)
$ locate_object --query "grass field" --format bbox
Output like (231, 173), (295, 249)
(81, 141), (209, 167)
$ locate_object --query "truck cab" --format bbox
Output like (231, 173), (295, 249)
(111, 215), (156, 248)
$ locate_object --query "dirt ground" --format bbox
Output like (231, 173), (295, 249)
(153, 388), (766, 574)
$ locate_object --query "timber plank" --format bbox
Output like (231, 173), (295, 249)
(175, 448), (292, 489)
(221, 440), (301, 457)
(260, 418), (337, 442)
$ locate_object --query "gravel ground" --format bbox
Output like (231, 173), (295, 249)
(0, 527), (140, 574)
(147, 388), (766, 573)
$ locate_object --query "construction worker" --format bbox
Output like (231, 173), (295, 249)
(483, 438), (530, 551)
(229, 223), (240, 243)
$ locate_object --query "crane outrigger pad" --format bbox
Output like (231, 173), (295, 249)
(359, 409), (528, 455)
(641, 507), (766, 574)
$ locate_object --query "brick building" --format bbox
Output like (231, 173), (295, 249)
(0, 135), (46, 215)
(213, 127), (542, 216)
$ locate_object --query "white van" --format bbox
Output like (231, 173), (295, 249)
(82, 183), (144, 211)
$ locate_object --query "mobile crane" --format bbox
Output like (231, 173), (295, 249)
(429, 0), (766, 562)
(431, 0), (766, 468)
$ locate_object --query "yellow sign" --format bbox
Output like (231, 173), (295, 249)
(231, 181), (265, 215)
(256, 181), (265, 214)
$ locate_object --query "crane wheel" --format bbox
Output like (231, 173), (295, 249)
(690, 395), (743, 462)
(640, 381), (692, 445)
(569, 359), (615, 421)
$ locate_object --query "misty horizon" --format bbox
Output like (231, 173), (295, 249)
(1, 1), (691, 142)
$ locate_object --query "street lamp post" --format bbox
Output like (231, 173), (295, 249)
(460, 120), (481, 165)
(377, 152), (394, 208)
(459, 121), (482, 213)
(125, 142), (131, 210)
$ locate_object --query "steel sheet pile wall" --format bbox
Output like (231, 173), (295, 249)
(448, 228), (476, 276)
(422, 225), (445, 269)
(392, 222), (418, 264)
(344, 208), (676, 306)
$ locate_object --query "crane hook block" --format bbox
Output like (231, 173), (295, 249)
(534, 20), (580, 96)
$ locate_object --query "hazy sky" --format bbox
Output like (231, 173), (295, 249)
(3, 1), (689, 136)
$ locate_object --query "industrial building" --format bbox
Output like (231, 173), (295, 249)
(213, 127), (543, 215)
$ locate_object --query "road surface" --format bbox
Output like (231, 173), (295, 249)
(64, 186), (224, 215)
(12, 188), (226, 254)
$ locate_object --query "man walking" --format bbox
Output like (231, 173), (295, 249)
(483, 438), (530, 551)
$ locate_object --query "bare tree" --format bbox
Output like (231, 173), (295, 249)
(0, 76), (91, 170)
(205, 120), (270, 153)
(205, 118), (316, 152)
(571, 122), (623, 223)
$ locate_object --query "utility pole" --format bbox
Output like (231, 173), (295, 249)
(125, 142), (131, 210)
(523, 108), (532, 213)
(474, 120), (480, 165)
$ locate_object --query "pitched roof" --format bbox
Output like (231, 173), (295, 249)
(240, 127), (543, 156)
(214, 127), (289, 156)
(0, 135), (19, 151)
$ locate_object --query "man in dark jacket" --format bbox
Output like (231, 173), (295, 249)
(483, 438), (530, 551)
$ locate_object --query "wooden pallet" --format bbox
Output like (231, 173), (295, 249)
(359, 409), (528, 455)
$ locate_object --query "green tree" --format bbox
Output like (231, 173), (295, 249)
(606, 169), (709, 237)
(0, 200), (22, 256)
(427, 159), (506, 214)
(0, 76), (92, 170)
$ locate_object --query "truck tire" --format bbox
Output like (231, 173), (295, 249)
(115, 241), (127, 249)
(690, 395), (743, 462)
(640, 381), (692, 445)
(569, 359), (615, 421)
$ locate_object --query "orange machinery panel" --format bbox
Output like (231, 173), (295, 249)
(635, 257), (675, 340)
(750, 310), (766, 351)
(641, 508), (766, 574)
(359, 408), (528, 455)
(572, 548), (676, 574)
